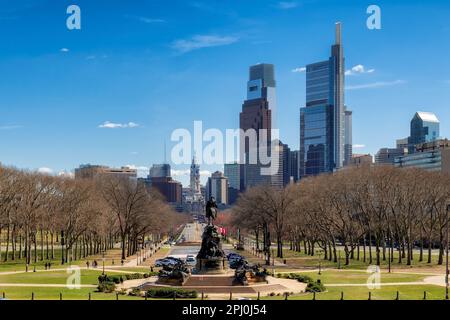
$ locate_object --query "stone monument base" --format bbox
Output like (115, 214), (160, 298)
(195, 257), (228, 274)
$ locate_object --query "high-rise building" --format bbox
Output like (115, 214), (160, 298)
(395, 139), (450, 173)
(206, 171), (229, 205)
(344, 110), (353, 166)
(288, 150), (300, 182)
(149, 164), (171, 178)
(75, 164), (137, 180)
(300, 23), (351, 178)
(147, 176), (182, 204)
(240, 63), (276, 189)
(224, 162), (243, 204)
(375, 148), (405, 165)
(408, 112), (440, 153)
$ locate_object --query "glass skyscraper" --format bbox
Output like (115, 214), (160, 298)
(240, 63), (277, 189)
(300, 23), (351, 178)
(408, 111), (440, 153)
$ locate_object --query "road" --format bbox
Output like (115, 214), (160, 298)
(168, 222), (233, 260)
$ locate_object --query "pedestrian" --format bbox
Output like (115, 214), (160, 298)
(150, 266), (154, 273)
(86, 261), (90, 269)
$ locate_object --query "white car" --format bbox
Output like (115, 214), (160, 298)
(186, 256), (196, 266)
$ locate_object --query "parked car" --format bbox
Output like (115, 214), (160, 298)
(186, 255), (196, 266)
(155, 256), (183, 267)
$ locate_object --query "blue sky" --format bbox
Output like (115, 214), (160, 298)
(0, 0), (449, 186)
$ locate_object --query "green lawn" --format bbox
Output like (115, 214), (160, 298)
(0, 269), (110, 285)
(0, 286), (143, 300)
(260, 285), (447, 300)
(283, 270), (429, 284)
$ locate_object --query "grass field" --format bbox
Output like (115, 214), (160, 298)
(260, 285), (447, 300)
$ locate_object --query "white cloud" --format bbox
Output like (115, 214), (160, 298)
(125, 15), (165, 24)
(345, 64), (375, 76)
(0, 125), (22, 130)
(60, 48), (69, 53)
(98, 121), (139, 129)
(353, 144), (366, 149)
(171, 169), (190, 177)
(200, 170), (212, 177)
(292, 67), (306, 73)
(346, 80), (406, 90)
(171, 169), (211, 177)
(277, 1), (298, 9)
(58, 171), (74, 178)
(38, 167), (53, 175)
(172, 35), (239, 53)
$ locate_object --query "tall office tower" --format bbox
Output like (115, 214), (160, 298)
(289, 150), (300, 182)
(344, 110), (353, 166)
(224, 162), (243, 204)
(408, 112), (440, 153)
(206, 171), (229, 205)
(149, 164), (171, 178)
(240, 63), (276, 189)
(300, 23), (350, 178)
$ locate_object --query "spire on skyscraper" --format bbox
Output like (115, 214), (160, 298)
(335, 22), (342, 45)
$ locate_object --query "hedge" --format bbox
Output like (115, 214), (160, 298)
(146, 288), (198, 299)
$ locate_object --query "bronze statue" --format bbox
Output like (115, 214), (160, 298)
(205, 196), (218, 225)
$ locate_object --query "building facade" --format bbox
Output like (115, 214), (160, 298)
(240, 63), (276, 189)
(300, 23), (351, 179)
(149, 164), (171, 178)
(147, 176), (182, 204)
(395, 139), (450, 173)
(75, 164), (137, 180)
(206, 171), (229, 205)
(408, 112), (440, 153)
(375, 148), (405, 165)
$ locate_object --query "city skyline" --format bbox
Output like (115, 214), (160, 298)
(1, 1), (450, 187)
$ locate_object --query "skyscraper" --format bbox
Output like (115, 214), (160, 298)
(206, 171), (229, 205)
(408, 112), (440, 153)
(300, 22), (351, 178)
(240, 63), (276, 189)
(344, 110), (353, 166)
(149, 164), (171, 178)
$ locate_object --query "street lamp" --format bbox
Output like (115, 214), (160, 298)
(102, 251), (105, 275)
(318, 251), (322, 275)
(446, 204), (450, 300)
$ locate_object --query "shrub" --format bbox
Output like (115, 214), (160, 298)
(124, 273), (145, 280)
(98, 274), (123, 284)
(277, 273), (313, 283)
(306, 281), (326, 293)
(97, 281), (116, 293)
(128, 288), (142, 296)
(146, 288), (198, 299)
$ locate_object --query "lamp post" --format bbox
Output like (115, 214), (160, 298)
(388, 236), (391, 274)
(318, 251), (322, 275)
(446, 204), (450, 300)
(102, 251), (105, 275)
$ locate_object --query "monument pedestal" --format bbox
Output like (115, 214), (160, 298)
(195, 257), (228, 274)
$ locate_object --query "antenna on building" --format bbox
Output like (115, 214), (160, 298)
(335, 22), (342, 45)
(164, 140), (167, 163)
